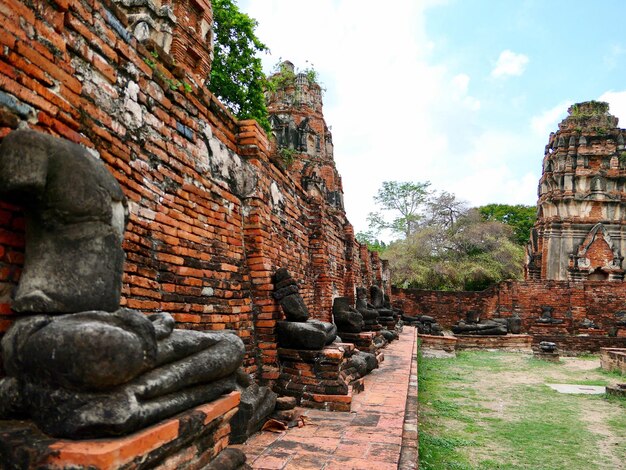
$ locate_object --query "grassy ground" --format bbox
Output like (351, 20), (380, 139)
(418, 348), (626, 470)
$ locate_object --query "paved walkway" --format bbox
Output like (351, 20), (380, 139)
(233, 328), (418, 470)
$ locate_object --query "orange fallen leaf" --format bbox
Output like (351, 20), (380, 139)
(261, 419), (288, 433)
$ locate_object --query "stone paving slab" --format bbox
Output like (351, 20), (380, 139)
(232, 328), (418, 470)
(546, 383), (606, 394)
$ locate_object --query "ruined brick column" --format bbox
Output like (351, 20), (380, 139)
(266, 61), (351, 320)
(526, 101), (626, 281)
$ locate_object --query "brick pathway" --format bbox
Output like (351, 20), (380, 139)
(233, 328), (418, 470)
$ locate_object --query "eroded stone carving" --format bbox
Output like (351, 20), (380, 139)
(355, 286), (379, 329)
(370, 285), (394, 319)
(230, 369), (277, 444)
(272, 268), (337, 349)
(0, 130), (127, 313)
(0, 130), (245, 438)
(536, 305), (563, 324)
(452, 311), (508, 336)
(332, 296), (364, 333)
(369, 285), (400, 341)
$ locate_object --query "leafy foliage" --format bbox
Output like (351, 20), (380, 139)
(478, 203), (536, 245)
(209, 0), (271, 133)
(355, 231), (387, 253)
(383, 208), (524, 291)
(367, 181), (432, 239)
(278, 147), (296, 166)
(266, 60), (322, 92)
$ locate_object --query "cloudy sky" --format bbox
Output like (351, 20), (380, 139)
(238, 0), (626, 239)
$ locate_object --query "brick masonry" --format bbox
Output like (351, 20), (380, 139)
(0, 392), (241, 469)
(232, 328), (418, 470)
(526, 101), (626, 281)
(600, 348), (626, 374)
(0, 0), (385, 384)
(394, 280), (626, 352)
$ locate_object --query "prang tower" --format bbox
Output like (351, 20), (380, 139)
(266, 61), (344, 209)
(526, 101), (626, 281)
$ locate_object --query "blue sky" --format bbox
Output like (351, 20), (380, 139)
(238, 0), (626, 239)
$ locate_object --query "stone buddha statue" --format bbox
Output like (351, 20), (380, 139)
(355, 286), (379, 327)
(332, 296), (364, 333)
(272, 268), (337, 349)
(0, 130), (245, 438)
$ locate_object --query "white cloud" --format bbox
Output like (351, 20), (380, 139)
(491, 50), (529, 78)
(452, 73), (470, 93)
(237, 1), (538, 236)
(603, 44), (625, 70)
(598, 90), (626, 125)
(530, 101), (571, 136)
(443, 129), (539, 207)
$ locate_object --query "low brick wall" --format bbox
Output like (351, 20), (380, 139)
(0, 392), (241, 469)
(455, 334), (532, 352)
(417, 333), (532, 353)
(601, 348), (626, 374)
(417, 334), (457, 352)
(394, 281), (626, 353)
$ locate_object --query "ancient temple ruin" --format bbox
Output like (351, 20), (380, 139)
(266, 61), (344, 211)
(526, 101), (626, 281)
(394, 102), (626, 355)
(0, 0), (396, 466)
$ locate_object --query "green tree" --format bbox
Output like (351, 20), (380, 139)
(383, 208), (524, 291)
(367, 181), (432, 239)
(478, 204), (536, 245)
(209, 0), (271, 133)
(356, 231), (387, 253)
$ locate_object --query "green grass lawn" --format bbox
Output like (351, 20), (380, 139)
(418, 348), (626, 470)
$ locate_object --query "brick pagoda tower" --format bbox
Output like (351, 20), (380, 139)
(266, 61), (344, 209)
(526, 101), (626, 281)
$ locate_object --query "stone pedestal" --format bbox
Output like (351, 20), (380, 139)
(606, 383), (626, 398)
(339, 331), (385, 357)
(274, 344), (358, 411)
(577, 328), (607, 336)
(418, 334), (457, 352)
(363, 323), (382, 331)
(0, 392), (244, 470)
(533, 351), (560, 362)
(529, 321), (571, 336)
(378, 317), (399, 330)
(600, 347), (626, 374)
(455, 334), (533, 352)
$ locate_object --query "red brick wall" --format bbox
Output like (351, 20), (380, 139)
(0, 0), (381, 381)
(394, 280), (626, 343)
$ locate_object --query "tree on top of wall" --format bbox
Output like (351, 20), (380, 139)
(209, 0), (272, 133)
(355, 231), (387, 253)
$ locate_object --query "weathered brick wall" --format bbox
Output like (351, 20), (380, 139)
(0, 0), (381, 381)
(394, 280), (626, 341)
(600, 348), (626, 374)
(393, 288), (490, 328)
